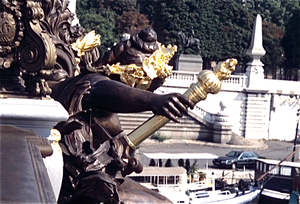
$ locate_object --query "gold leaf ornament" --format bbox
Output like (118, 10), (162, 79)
(71, 30), (101, 58)
(103, 44), (177, 90)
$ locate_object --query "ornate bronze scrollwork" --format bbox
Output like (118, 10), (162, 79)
(19, 0), (56, 72)
(0, 0), (58, 95)
(0, 0), (24, 69)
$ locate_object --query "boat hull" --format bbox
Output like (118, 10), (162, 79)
(258, 189), (290, 204)
(189, 187), (261, 204)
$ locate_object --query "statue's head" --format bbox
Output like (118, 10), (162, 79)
(138, 28), (157, 42)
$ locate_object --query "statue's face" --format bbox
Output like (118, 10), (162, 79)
(59, 23), (70, 44)
(70, 25), (84, 43)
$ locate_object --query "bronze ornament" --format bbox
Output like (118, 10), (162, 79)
(0, 0), (24, 69)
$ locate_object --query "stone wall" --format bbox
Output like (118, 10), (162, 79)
(157, 73), (300, 141)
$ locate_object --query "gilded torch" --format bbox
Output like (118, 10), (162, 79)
(123, 58), (238, 149)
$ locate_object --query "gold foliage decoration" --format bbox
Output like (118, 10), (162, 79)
(103, 44), (177, 90)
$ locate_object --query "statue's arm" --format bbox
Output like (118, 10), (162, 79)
(93, 42), (126, 67)
(82, 78), (194, 123)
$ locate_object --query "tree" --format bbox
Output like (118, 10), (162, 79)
(98, 0), (137, 15)
(245, 0), (300, 29)
(141, 0), (254, 69)
(76, 0), (300, 80)
(245, 0), (300, 79)
(116, 11), (151, 35)
(76, 0), (119, 54)
(211, 1), (253, 65)
(282, 9), (300, 80)
(76, 0), (152, 53)
(262, 22), (284, 79)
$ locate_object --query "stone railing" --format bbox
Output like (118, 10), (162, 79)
(165, 71), (247, 89)
(168, 71), (198, 82)
(189, 105), (216, 124)
(222, 75), (247, 88)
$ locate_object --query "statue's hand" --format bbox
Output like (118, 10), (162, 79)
(150, 93), (194, 123)
(107, 136), (143, 178)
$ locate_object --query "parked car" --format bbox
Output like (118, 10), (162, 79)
(212, 151), (261, 169)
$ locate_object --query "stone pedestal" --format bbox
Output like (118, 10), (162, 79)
(212, 101), (232, 143)
(0, 95), (68, 201)
(177, 54), (203, 72)
(0, 96), (68, 137)
(0, 125), (56, 203)
(212, 122), (232, 143)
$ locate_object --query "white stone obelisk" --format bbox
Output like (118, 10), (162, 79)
(246, 14), (266, 88)
(68, 0), (80, 25)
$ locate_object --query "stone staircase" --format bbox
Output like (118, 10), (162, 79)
(118, 111), (212, 140)
(227, 132), (253, 145)
(243, 93), (270, 139)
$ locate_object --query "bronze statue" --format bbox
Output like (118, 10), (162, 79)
(37, 2), (194, 202)
(50, 27), (194, 203)
(178, 26), (201, 55)
(94, 28), (159, 67)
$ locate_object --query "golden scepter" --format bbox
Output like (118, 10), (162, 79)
(123, 58), (237, 149)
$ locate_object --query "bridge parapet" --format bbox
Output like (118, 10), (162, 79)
(188, 105), (215, 124)
(165, 71), (247, 90)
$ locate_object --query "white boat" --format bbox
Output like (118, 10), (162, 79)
(188, 189), (236, 203)
(188, 186), (261, 204)
(255, 158), (300, 204)
(129, 166), (190, 204)
(129, 165), (261, 204)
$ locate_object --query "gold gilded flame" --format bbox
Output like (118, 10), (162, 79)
(103, 44), (177, 90)
(71, 30), (101, 75)
(71, 30), (101, 57)
(214, 58), (237, 80)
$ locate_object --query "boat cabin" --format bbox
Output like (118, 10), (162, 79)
(255, 158), (300, 203)
(129, 166), (188, 191)
(129, 166), (189, 204)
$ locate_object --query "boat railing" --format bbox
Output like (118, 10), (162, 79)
(155, 184), (181, 191)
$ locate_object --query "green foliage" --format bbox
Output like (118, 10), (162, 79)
(76, 0), (151, 54)
(76, 0), (119, 54)
(150, 131), (169, 142)
(187, 160), (199, 176)
(245, 0), (300, 79)
(262, 22), (284, 79)
(199, 171), (206, 180)
(282, 9), (300, 80)
(75, 0), (300, 79)
(137, 0), (253, 68)
(116, 11), (151, 35)
(98, 0), (137, 15)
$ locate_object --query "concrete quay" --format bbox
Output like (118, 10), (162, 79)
(143, 138), (268, 150)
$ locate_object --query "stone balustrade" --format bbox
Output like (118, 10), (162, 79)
(189, 105), (216, 124)
(165, 71), (247, 90)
